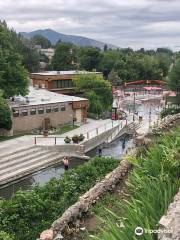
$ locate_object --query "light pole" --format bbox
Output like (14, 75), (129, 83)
(133, 92), (135, 122)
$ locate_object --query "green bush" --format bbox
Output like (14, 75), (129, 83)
(0, 97), (12, 130)
(0, 231), (14, 240)
(0, 157), (119, 240)
(91, 128), (180, 240)
(160, 107), (180, 118)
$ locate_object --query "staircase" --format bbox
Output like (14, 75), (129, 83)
(0, 147), (63, 186)
(127, 122), (141, 133)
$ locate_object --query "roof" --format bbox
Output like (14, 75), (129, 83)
(125, 80), (166, 86)
(9, 86), (88, 108)
(143, 86), (162, 91)
(31, 70), (102, 76)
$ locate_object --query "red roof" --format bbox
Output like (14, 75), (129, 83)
(125, 80), (166, 86)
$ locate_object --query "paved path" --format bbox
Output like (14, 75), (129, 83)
(0, 119), (118, 155)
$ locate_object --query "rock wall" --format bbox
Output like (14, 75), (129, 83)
(39, 158), (133, 240)
(158, 189), (180, 240)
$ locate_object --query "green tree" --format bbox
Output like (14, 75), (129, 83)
(78, 47), (102, 71)
(32, 34), (51, 48)
(0, 22), (28, 97)
(108, 70), (122, 86)
(73, 74), (113, 115)
(0, 95), (12, 130)
(168, 60), (180, 104)
(51, 42), (77, 70)
(11, 31), (40, 72)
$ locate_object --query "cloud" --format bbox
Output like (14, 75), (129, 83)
(1, 0), (180, 49)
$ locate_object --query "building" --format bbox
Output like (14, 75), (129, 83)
(30, 70), (102, 95)
(40, 48), (55, 60)
(8, 86), (89, 133)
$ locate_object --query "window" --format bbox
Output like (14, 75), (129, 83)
(46, 107), (51, 113)
(60, 105), (66, 111)
(54, 80), (73, 89)
(30, 108), (36, 115)
(21, 109), (28, 116)
(38, 108), (44, 114)
(53, 105), (59, 112)
(13, 109), (19, 117)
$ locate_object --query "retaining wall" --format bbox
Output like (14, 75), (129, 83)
(158, 189), (180, 240)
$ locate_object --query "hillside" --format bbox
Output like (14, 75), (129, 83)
(20, 29), (117, 49)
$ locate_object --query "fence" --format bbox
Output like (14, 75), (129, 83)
(34, 120), (126, 146)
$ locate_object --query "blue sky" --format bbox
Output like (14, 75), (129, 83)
(1, 0), (180, 49)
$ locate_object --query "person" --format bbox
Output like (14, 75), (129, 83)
(63, 157), (69, 171)
(122, 138), (126, 149)
(98, 147), (102, 157)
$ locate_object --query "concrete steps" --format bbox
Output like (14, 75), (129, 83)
(128, 122), (141, 131)
(0, 147), (63, 186)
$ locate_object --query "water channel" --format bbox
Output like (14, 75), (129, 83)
(0, 136), (133, 199)
(0, 98), (162, 199)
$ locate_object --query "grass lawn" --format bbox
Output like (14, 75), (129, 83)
(0, 133), (27, 142)
(52, 124), (79, 135)
(0, 124), (79, 142)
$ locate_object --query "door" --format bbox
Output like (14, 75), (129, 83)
(75, 109), (82, 123)
(44, 118), (51, 130)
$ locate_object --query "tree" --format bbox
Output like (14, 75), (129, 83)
(168, 60), (180, 104)
(108, 70), (122, 86)
(11, 32), (40, 72)
(0, 231), (14, 240)
(0, 22), (28, 97)
(78, 47), (102, 71)
(32, 34), (51, 48)
(51, 42), (77, 70)
(73, 74), (113, 115)
(103, 44), (108, 52)
(0, 95), (12, 130)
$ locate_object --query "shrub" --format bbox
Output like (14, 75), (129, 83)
(0, 157), (119, 240)
(161, 107), (180, 118)
(78, 134), (85, 142)
(0, 231), (14, 240)
(64, 136), (71, 144)
(0, 97), (12, 130)
(72, 135), (79, 143)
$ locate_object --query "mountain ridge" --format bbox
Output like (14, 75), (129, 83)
(20, 29), (117, 49)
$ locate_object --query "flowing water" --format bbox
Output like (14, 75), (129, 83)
(0, 99), (162, 199)
(0, 136), (133, 199)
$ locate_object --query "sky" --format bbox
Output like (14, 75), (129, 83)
(1, 0), (180, 50)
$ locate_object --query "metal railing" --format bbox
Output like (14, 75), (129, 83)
(34, 120), (126, 146)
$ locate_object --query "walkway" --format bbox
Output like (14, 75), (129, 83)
(0, 119), (113, 156)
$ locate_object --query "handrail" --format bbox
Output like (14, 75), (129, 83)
(34, 120), (124, 145)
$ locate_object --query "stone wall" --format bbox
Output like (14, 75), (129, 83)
(158, 189), (180, 240)
(39, 158), (133, 240)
